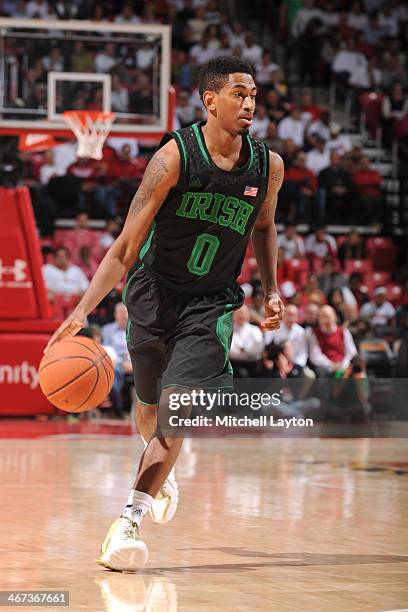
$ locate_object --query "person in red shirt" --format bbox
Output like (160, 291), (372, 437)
(103, 144), (148, 215)
(284, 150), (317, 222)
(352, 155), (383, 222)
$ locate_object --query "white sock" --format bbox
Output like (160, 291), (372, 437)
(122, 489), (154, 527)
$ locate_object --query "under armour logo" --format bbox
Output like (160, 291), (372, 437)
(0, 258), (27, 282)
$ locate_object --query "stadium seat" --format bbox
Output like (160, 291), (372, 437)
(386, 284), (403, 306)
(359, 338), (394, 376)
(359, 91), (384, 138)
(345, 259), (373, 275)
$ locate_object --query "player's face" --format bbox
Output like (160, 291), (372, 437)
(216, 73), (257, 135)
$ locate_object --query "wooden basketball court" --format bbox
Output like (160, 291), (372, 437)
(1, 422), (407, 611)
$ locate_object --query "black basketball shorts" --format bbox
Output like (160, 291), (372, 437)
(123, 265), (244, 405)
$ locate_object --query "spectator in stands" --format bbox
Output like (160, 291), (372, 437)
(291, 0), (323, 39)
(78, 245), (98, 281)
(61, 212), (100, 262)
(302, 302), (320, 329)
(26, 0), (49, 19)
(242, 31), (263, 65)
(88, 324), (124, 417)
(348, 272), (369, 306)
(338, 230), (366, 268)
(111, 75), (129, 113)
(263, 121), (284, 154)
(330, 355), (371, 422)
(327, 287), (347, 323)
(114, 2), (141, 24)
(278, 105), (305, 148)
(318, 257), (348, 294)
(264, 304), (308, 367)
(360, 286), (396, 327)
(306, 226), (337, 260)
(306, 135), (330, 175)
(284, 150), (317, 221)
(102, 303), (134, 417)
(42, 246), (89, 299)
(348, 1), (368, 31)
(255, 50), (280, 85)
(302, 273), (327, 306)
(307, 109), (331, 144)
(176, 89), (195, 128)
(382, 82), (408, 147)
(309, 305), (357, 375)
(352, 155), (383, 221)
(39, 150), (63, 186)
(230, 305), (264, 378)
(317, 151), (356, 221)
(71, 41), (94, 73)
(104, 144), (146, 215)
(277, 224), (305, 259)
(42, 47), (64, 72)
(248, 288), (265, 326)
(265, 90), (287, 124)
(251, 105), (270, 140)
(280, 138), (299, 169)
(326, 122), (352, 155)
(331, 36), (368, 101)
(95, 43), (118, 74)
(99, 218), (120, 257)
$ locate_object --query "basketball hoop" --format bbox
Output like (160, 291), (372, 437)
(63, 110), (115, 160)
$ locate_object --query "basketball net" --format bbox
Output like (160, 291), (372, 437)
(63, 110), (115, 160)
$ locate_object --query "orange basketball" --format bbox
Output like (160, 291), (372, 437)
(39, 336), (114, 413)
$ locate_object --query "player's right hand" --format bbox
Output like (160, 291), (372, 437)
(44, 307), (87, 354)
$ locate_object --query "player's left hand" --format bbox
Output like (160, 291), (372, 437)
(261, 293), (285, 331)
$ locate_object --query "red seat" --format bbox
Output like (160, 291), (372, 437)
(359, 91), (384, 137)
(386, 284), (403, 306)
(365, 271), (391, 289)
(345, 259), (373, 274)
(366, 237), (393, 254)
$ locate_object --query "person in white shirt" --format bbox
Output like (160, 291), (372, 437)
(255, 51), (280, 85)
(26, 0), (49, 18)
(332, 38), (368, 86)
(291, 0), (324, 38)
(307, 110), (331, 143)
(242, 32), (263, 65)
(102, 303), (132, 367)
(42, 247), (89, 298)
(39, 150), (63, 186)
(360, 287), (396, 327)
(309, 305), (357, 375)
(114, 4), (141, 24)
(277, 106), (305, 148)
(305, 226), (337, 258)
(230, 306), (264, 377)
(95, 43), (117, 73)
(348, 1), (368, 31)
(277, 224), (305, 259)
(250, 104), (270, 140)
(264, 305), (308, 367)
(111, 75), (129, 112)
(306, 135), (331, 174)
(325, 122), (352, 156)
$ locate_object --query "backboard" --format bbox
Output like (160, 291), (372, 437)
(0, 18), (173, 138)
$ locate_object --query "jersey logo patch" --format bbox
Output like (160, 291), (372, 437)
(244, 185), (258, 197)
(191, 178), (202, 188)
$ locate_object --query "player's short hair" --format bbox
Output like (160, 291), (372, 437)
(198, 57), (255, 102)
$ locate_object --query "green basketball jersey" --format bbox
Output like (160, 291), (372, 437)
(138, 121), (269, 294)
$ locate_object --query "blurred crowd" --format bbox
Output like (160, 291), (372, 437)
(39, 213), (408, 417)
(0, 0), (407, 418)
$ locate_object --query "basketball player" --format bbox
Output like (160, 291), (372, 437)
(46, 57), (285, 571)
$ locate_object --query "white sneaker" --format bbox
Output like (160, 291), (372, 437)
(97, 517), (148, 572)
(149, 470), (179, 524)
